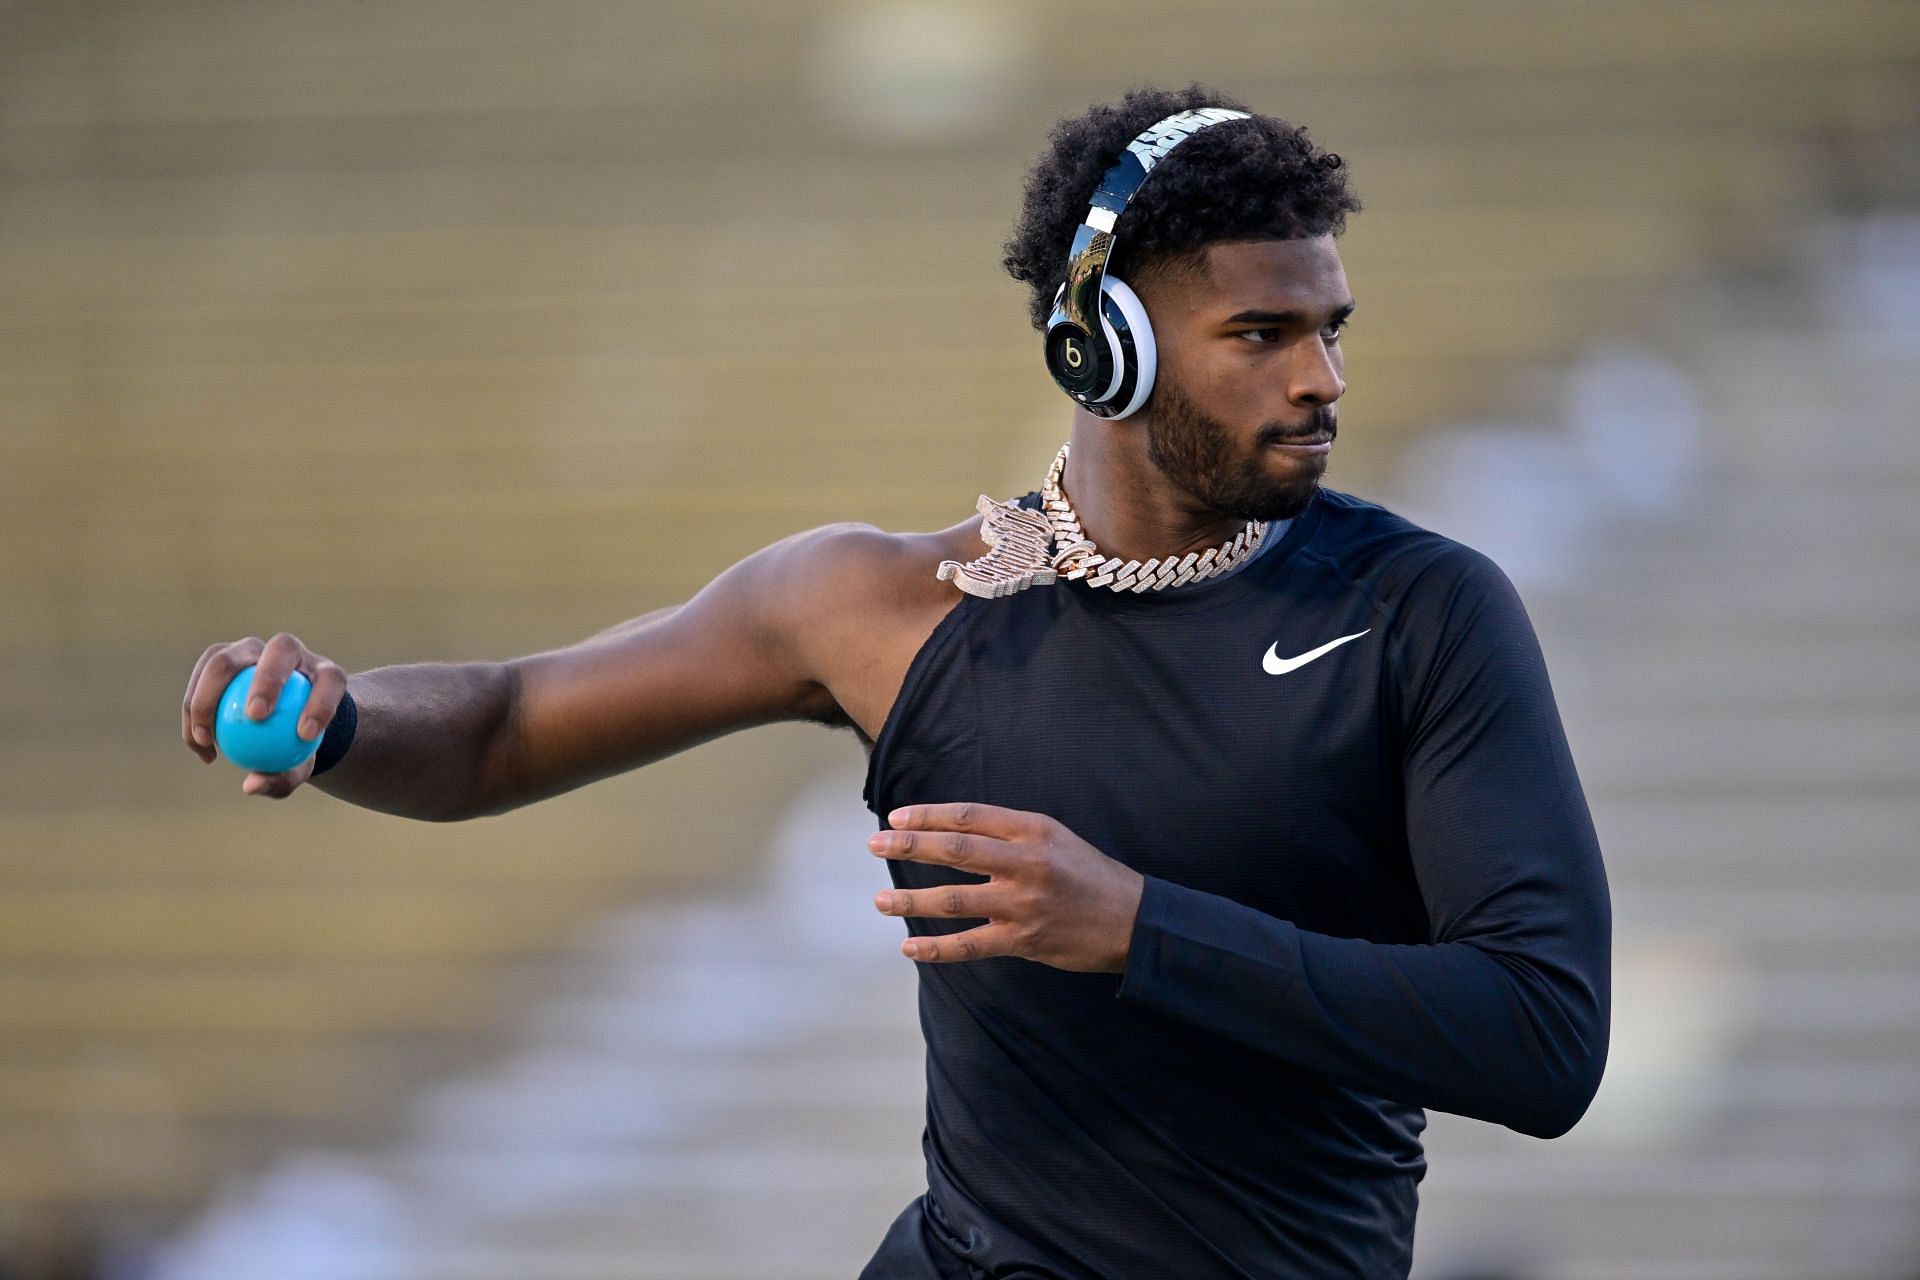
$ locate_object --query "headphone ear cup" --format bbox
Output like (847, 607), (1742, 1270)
(1096, 275), (1157, 421)
(1044, 283), (1118, 404)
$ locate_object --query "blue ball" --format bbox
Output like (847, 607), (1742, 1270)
(215, 666), (322, 774)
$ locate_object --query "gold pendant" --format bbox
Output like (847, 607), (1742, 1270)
(936, 495), (1060, 598)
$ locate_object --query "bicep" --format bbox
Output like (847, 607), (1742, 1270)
(494, 525), (868, 805)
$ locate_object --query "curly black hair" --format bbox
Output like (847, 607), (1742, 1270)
(1002, 84), (1362, 332)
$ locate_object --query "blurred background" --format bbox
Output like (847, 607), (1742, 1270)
(3, 1), (1918, 1277)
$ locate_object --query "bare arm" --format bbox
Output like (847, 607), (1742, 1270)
(460, 524), (874, 819)
(300, 660), (519, 821)
(283, 523), (888, 820)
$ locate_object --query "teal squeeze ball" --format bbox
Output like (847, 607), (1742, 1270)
(215, 666), (321, 774)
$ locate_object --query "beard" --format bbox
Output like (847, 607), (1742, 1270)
(1142, 377), (1332, 523)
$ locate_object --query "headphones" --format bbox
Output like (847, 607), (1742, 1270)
(1043, 107), (1253, 419)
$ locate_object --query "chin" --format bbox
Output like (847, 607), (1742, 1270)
(1217, 477), (1320, 523)
(1219, 455), (1325, 521)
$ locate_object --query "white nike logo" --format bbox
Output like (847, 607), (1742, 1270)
(1262, 628), (1371, 675)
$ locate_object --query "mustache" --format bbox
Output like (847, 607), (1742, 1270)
(1260, 407), (1337, 442)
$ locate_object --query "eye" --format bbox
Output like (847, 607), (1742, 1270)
(1238, 327), (1282, 344)
(1321, 319), (1348, 343)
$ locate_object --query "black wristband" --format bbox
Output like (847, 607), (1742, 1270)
(311, 687), (358, 777)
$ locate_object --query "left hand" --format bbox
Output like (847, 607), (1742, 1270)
(870, 802), (1146, 974)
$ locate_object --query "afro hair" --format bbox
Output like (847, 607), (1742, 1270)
(1003, 83), (1362, 332)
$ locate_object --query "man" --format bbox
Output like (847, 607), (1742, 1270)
(181, 85), (1610, 1280)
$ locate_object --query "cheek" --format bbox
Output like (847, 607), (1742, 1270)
(1182, 365), (1255, 422)
(1179, 343), (1257, 400)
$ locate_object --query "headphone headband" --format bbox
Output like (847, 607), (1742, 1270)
(1055, 108), (1253, 338)
(1042, 107), (1253, 419)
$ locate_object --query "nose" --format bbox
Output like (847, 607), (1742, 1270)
(1289, 336), (1345, 407)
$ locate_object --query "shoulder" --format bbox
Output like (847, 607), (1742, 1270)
(752, 510), (991, 634)
(1305, 493), (1545, 718)
(758, 513), (988, 595)
(1305, 487), (1517, 615)
(745, 510), (994, 733)
(1302, 490), (1535, 697)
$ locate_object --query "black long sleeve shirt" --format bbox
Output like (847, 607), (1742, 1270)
(862, 486), (1612, 1280)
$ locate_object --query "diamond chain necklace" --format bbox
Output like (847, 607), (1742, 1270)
(932, 441), (1270, 598)
(1040, 441), (1268, 593)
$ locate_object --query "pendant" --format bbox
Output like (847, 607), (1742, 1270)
(936, 494), (1060, 598)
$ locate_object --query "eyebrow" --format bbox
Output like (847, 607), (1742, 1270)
(1225, 299), (1357, 326)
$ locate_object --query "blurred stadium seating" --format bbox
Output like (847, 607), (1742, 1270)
(1, 1), (1916, 1276)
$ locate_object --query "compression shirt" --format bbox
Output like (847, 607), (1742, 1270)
(860, 485), (1612, 1280)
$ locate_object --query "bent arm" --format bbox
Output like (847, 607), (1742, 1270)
(1116, 548), (1612, 1140)
(312, 524), (883, 821)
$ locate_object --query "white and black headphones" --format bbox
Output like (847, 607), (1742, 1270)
(1043, 107), (1253, 419)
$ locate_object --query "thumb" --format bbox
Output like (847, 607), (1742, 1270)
(242, 759), (312, 799)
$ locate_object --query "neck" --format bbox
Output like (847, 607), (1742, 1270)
(1060, 414), (1253, 565)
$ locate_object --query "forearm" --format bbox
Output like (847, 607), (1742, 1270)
(1117, 876), (1609, 1139)
(308, 661), (518, 822)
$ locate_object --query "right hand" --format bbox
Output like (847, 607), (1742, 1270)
(182, 632), (349, 798)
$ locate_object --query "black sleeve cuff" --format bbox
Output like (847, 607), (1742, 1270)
(311, 687), (358, 776)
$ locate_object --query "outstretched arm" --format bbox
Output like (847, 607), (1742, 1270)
(447, 521), (886, 818)
(229, 522), (883, 820)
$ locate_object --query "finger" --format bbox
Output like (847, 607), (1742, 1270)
(242, 757), (312, 799)
(874, 883), (1005, 921)
(297, 660), (347, 743)
(182, 643), (223, 760)
(246, 632), (307, 722)
(902, 922), (1020, 964)
(887, 802), (1048, 841)
(869, 827), (1015, 875)
(187, 637), (266, 752)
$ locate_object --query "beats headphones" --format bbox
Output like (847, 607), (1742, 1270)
(1043, 107), (1253, 419)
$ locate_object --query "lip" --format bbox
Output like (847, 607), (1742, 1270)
(1267, 433), (1333, 455)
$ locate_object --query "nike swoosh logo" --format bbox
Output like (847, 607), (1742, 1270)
(1262, 628), (1372, 675)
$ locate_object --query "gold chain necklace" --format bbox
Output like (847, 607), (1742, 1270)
(935, 441), (1268, 598)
